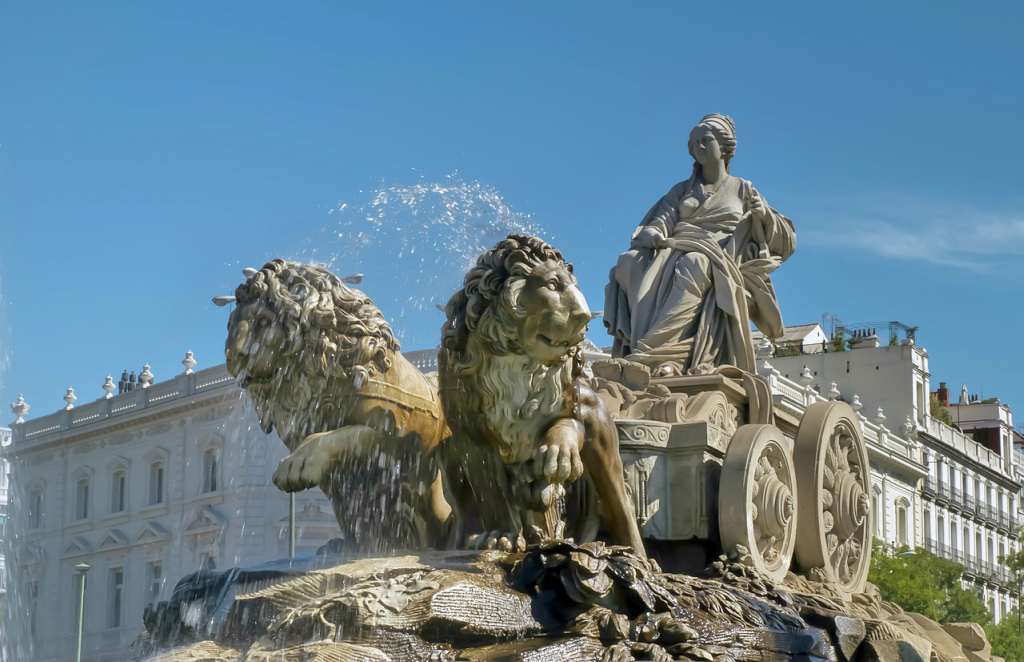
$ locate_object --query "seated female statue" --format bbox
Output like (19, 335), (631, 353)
(604, 114), (795, 375)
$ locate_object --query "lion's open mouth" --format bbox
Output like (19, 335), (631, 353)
(538, 333), (569, 349)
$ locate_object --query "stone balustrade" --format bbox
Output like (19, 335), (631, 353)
(9, 364), (236, 447)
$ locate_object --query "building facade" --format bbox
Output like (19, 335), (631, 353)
(3, 363), (340, 662)
(761, 326), (1022, 622)
(1, 426), (10, 608)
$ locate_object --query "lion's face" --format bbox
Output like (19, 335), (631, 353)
(511, 259), (592, 366)
(225, 298), (307, 435)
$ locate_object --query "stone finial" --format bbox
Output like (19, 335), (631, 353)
(828, 382), (840, 401)
(798, 366), (814, 386)
(10, 394), (29, 424)
(850, 393), (863, 412)
(102, 375), (115, 399)
(64, 387), (77, 410)
(902, 416), (917, 439)
(874, 408), (886, 426)
(182, 350), (197, 375)
(140, 364), (154, 388)
(756, 337), (774, 360)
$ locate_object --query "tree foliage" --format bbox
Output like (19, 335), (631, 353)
(986, 611), (1024, 660)
(868, 540), (990, 625)
(930, 393), (955, 428)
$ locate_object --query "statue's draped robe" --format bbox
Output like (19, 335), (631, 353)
(605, 175), (795, 374)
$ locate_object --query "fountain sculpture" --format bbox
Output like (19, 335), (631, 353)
(136, 116), (990, 662)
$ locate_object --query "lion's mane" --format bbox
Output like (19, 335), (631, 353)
(440, 235), (584, 463)
(229, 259), (401, 439)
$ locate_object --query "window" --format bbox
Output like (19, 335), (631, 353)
(111, 470), (127, 513)
(201, 553), (216, 571)
(147, 561), (163, 606)
(202, 449), (218, 494)
(938, 516), (946, 546)
(950, 521), (957, 551)
(75, 479), (90, 520)
(873, 491), (881, 536)
(976, 532), (982, 561)
(26, 580), (38, 637)
(923, 510), (931, 543)
(109, 569), (124, 628)
(28, 489), (43, 529)
(897, 503), (908, 547)
(149, 462), (165, 505)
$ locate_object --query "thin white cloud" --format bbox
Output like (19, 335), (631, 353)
(801, 196), (1024, 272)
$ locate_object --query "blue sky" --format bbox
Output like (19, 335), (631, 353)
(1, 2), (1022, 421)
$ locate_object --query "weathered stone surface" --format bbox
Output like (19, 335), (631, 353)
(859, 618), (933, 662)
(136, 544), (988, 662)
(902, 612), (969, 661)
(800, 605), (865, 662)
(941, 622), (993, 661)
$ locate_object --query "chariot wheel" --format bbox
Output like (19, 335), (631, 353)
(718, 424), (798, 581)
(793, 401), (872, 596)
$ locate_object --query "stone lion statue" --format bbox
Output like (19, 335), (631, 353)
(439, 235), (645, 554)
(225, 259), (451, 552)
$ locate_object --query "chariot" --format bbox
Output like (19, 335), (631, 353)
(598, 365), (873, 596)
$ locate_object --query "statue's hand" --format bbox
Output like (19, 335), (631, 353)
(634, 228), (670, 250)
(745, 185), (767, 217)
(536, 419), (585, 484)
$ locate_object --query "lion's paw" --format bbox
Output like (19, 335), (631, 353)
(536, 419), (585, 484)
(465, 530), (525, 553)
(272, 432), (341, 492)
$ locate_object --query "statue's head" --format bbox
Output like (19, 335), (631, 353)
(442, 234), (591, 368)
(689, 113), (737, 172)
(225, 259), (400, 444)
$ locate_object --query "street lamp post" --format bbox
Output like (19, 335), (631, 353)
(74, 562), (90, 662)
(289, 492), (296, 558)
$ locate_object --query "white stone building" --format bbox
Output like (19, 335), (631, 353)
(761, 325), (1022, 622)
(3, 362), (340, 662)
(1, 426), (10, 605)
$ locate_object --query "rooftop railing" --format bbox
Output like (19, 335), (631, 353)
(8, 364), (237, 448)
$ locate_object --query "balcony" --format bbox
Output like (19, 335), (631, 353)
(923, 478), (937, 499)
(951, 487), (964, 511)
(926, 418), (1005, 475)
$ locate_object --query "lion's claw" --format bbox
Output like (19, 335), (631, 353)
(465, 530), (524, 552)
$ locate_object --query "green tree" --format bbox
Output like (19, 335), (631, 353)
(986, 611), (1024, 660)
(868, 540), (990, 624)
(930, 393), (955, 428)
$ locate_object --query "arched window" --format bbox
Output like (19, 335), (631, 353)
(202, 448), (219, 494)
(873, 490), (882, 537)
(76, 478), (90, 520)
(896, 501), (909, 547)
(111, 469), (127, 513)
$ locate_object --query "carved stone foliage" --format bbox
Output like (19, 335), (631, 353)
(133, 541), (970, 662)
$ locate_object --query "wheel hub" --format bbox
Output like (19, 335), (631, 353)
(832, 470), (866, 539)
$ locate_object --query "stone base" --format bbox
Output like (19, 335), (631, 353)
(132, 542), (997, 662)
